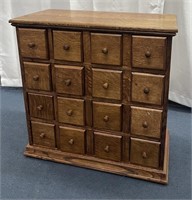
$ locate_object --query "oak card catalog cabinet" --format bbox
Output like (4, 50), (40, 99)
(9, 10), (178, 184)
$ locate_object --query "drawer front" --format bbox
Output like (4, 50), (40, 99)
(24, 62), (51, 91)
(131, 107), (163, 139)
(28, 93), (54, 120)
(18, 28), (48, 59)
(131, 72), (164, 105)
(93, 102), (122, 131)
(130, 138), (160, 168)
(92, 68), (122, 100)
(59, 126), (85, 154)
(91, 33), (121, 65)
(55, 65), (84, 95)
(53, 31), (82, 62)
(31, 121), (55, 148)
(57, 97), (85, 126)
(132, 36), (166, 70)
(94, 132), (122, 161)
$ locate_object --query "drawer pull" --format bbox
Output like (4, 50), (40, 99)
(145, 51), (151, 58)
(63, 44), (70, 51)
(64, 79), (71, 86)
(33, 75), (39, 81)
(142, 152), (147, 159)
(143, 87), (150, 94)
(39, 132), (45, 138)
(103, 82), (109, 89)
(28, 42), (36, 48)
(142, 121), (148, 128)
(103, 115), (109, 122)
(68, 138), (74, 145)
(102, 48), (108, 54)
(37, 105), (43, 111)
(104, 145), (110, 153)
(66, 109), (73, 116)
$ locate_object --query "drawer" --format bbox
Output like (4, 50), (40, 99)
(131, 107), (163, 139)
(130, 138), (160, 168)
(59, 126), (85, 154)
(57, 97), (85, 126)
(94, 132), (122, 161)
(31, 121), (55, 148)
(55, 65), (84, 95)
(53, 31), (82, 62)
(28, 93), (54, 120)
(131, 72), (164, 105)
(132, 36), (166, 70)
(18, 28), (48, 59)
(91, 33), (121, 65)
(24, 62), (51, 91)
(92, 68), (122, 100)
(93, 102), (122, 131)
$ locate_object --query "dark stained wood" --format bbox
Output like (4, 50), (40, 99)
(92, 68), (122, 100)
(85, 64), (92, 96)
(83, 31), (91, 63)
(86, 129), (93, 155)
(85, 99), (92, 127)
(122, 104), (130, 133)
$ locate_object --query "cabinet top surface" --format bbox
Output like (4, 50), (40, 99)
(9, 9), (178, 34)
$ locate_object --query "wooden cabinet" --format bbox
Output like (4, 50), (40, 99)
(10, 10), (177, 184)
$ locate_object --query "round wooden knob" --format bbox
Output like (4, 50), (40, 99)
(145, 51), (151, 58)
(67, 109), (73, 116)
(143, 87), (150, 94)
(39, 132), (45, 138)
(65, 79), (71, 86)
(28, 42), (36, 48)
(103, 115), (109, 122)
(104, 145), (110, 153)
(68, 139), (74, 145)
(63, 44), (70, 51)
(142, 152), (147, 159)
(37, 105), (43, 111)
(103, 82), (109, 89)
(33, 75), (39, 81)
(102, 48), (108, 54)
(142, 121), (148, 128)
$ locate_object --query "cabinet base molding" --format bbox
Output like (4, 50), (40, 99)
(24, 130), (169, 184)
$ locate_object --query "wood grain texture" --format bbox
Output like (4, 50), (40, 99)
(28, 93), (54, 120)
(57, 97), (85, 126)
(59, 126), (85, 154)
(92, 68), (122, 100)
(10, 10), (178, 34)
(53, 30), (82, 62)
(132, 36), (167, 70)
(131, 106), (163, 139)
(31, 121), (55, 148)
(131, 72), (165, 105)
(86, 129), (93, 155)
(93, 101), (122, 132)
(24, 62), (51, 91)
(55, 65), (84, 95)
(18, 28), (48, 59)
(91, 33), (122, 65)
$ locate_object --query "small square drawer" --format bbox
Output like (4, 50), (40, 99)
(31, 121), (55, 148)
(91, 33), (121, 65)
(55, 65), (84, 95)
(57, 97), (85, 126)
(18, 28), (48, 59)
(59, 126), (85, 154)
(131, 106), (163, 139)
(28, 93), (54, 120)
(131, 72), (164, 105)
(94, 132), (122, 161)
(132, 36), (167, 70)
(53, 31), (82, 62)
(93, 102), (122, 131)
(130, 138), (160, 168)
(92, 68), (122, 100)
(24, 62), (51, 91)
